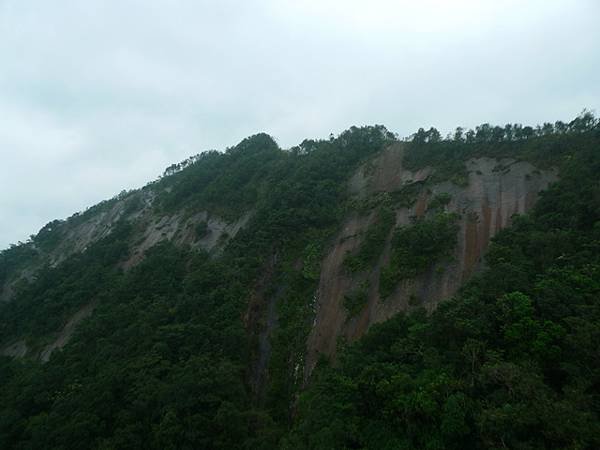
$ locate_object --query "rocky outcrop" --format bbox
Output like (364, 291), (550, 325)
(244, 254), (280, 401)
(39, 301), (98, 362)
(1, 187), (253, 360)
(123, 210), (252, 268)
(1, 142), (558, 371)
(0, 339), (28, 358)
(0, 301), (97, 361)
(305, 145), (558, 378)
(51, 189), (252, 271)
(1, 186), (252, 303)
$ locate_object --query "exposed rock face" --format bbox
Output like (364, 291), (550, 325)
(50, 189), (251, 271)
(305, 145), (558, 378)
(0, 282), (14, 304)
(123, 210), (252, 269)
(244, 254), (280, 401)
(1, 187), (252, 304)
(1, 143), (558, 369)
(47, 193), (147, 268)
(0, 186), (252, 360)
(0, 301), (97, 361)
(39, 301), (98, 362)
(0, 340), (28, 358)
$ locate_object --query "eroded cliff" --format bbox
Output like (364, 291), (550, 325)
(0, 185), (252, 360)
(305, 144), (558, 376)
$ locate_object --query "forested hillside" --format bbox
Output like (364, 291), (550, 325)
(287, 124), (600, 449)
(0, 113), (598, 449)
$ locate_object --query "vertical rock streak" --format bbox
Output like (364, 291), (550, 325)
(305, 149), (558, 378)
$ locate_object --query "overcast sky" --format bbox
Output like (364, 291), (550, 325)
(1, 0), (599, 249)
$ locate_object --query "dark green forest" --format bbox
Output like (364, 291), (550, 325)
(287, 123), (600, 449)
(0, 114), (599, 449)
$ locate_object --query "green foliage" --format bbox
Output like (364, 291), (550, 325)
(66, 189), (137, 228)
(0, 125), (395, 449)
(123, 194), (144, 215)
(301, 243), (322, 281)
(343, 281), (370, 318)
(380, 212), (459, 297)
(390, 181), (424, 208)
(0, 243), (38, 291)
(194, 220), (209, 240)
(157, 134), (282, 220)
(33, 219), (65, 252)
(157, 126), (395, 223)
(344, 206), (395, 273)
(1, 118), (599, 449)
(290, 126), (600, 449)
(0, 237), (272, 449)
(403, 110), (599, 182)
(427, 192), (452, 211)
(0, 222), (132, 345)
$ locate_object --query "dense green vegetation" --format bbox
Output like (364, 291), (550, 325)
(403, 111), (598, 182)
(0, 223), (132, 346)
(427, 192), (452, 211)
(0, 126), (394, 449)
(287, 121), (600, 449)
(0, 244), (37, 292)
(344, 206), (395, 273)
(379, 212), (459, 298)
(343, 281), (370, 318)
(0, 114), (598, 449)
(156, 133), (281, 220)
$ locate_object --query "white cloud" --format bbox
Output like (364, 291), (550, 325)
(0, 0), (599, 248)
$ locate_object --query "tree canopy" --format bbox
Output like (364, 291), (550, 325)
(0, 116), (599, 449)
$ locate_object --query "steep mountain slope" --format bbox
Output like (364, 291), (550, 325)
(0, 114), (598, 449)
(287, 124), (600, 450)
(305, 145), (557, 377)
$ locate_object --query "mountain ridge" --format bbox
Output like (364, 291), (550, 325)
(0, 114), (598, 449)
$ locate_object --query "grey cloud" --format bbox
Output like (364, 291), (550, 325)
(1, 0), (599, 248)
